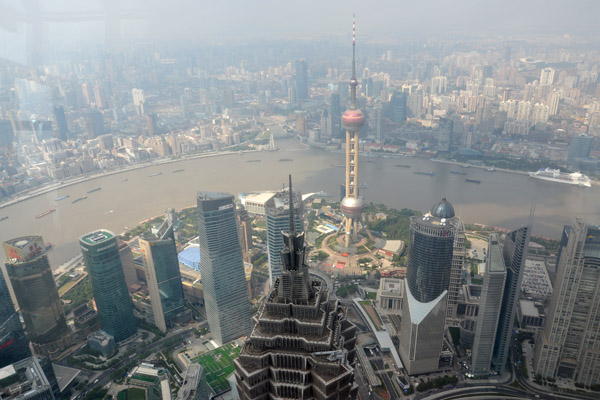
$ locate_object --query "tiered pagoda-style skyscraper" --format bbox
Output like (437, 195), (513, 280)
(340, 15), (365, 247)
(234, 176), (358, 400)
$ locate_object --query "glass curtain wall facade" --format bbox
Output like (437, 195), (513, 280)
(3, 236), (70, 358)
(79, 230), (136, 342)
(492, 226), (530, 374)
(535, 220), (600, 386)
(0, 268), (31, 368)
(197, 192), (251, 345)
(139, 222), (185, 333)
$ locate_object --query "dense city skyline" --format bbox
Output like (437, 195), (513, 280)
(1, 3), (600, 399)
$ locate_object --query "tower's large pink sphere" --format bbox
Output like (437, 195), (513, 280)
(342, 109), (365, 131)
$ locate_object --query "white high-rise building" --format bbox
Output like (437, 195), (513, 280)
(540, 68), (555, 85)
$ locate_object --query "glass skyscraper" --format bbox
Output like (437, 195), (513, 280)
(471, 234), (506, 375)
(139, 221), (186, 333)
(535, 220), (600, 387)
(400, 198), (461, 375)
(0, 266), (31, 369)
(79, 230), (136, 343)
(492, 225), (530, 374)
(3, 236), (71, 359)
(406, 198), (456, 303)
(265, 188), (303, 286)
(197, 192), (251, 345)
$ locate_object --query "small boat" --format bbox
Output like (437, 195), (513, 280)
(414, 171), (435, 176)
(246, 160), (261, 163)
(0, 216), (8, 222)
(395, 164), (411, 168)
(172, 169), (185, 173)
(72, 196), (88, 204)
(359, 183), (368, 189)
(149, 172), (162, 177)
(450, 170), (466, 175)
(35, 209), (56, 219)
(278, 158), (293, 162)
(45, 242), (53, 250)
(123, 178), (128, 182)
(55, 195), (70, 201)
(87, 188), (101, 193)
(465, 179), (481, 184)
(486, 167), (496, 172)
(330, 163), (344, 168)
(366, 160), (376, 163)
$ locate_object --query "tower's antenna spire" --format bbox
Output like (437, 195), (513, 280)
(350, 13), (358, 110)
(288, 174), (295, 235)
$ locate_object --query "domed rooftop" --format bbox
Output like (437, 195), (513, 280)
(430, 198), (455, 219)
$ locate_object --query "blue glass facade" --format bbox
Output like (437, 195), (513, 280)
(406, 217), (455, 303)
(80, 230), (136, 342)
(140, 223), (185, 332)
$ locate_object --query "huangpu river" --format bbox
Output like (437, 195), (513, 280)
(1, 137), (599, 267)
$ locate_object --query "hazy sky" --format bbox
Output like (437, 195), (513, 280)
(1, 0), (599, 52)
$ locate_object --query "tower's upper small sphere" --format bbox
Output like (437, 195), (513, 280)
(342, 109), (365, 131)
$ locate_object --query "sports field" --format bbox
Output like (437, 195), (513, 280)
(192, 343), (241, 394)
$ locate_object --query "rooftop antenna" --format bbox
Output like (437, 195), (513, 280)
(288, 174), (295, 235)
(350, 13), (358, 111)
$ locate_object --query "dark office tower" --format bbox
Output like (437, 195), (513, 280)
(146, 113), (158, 136)
(79, 230), (136, 343)
(375, 106), (383, 143)
(86, 110), (104, 140)
(295, 59), (309, 100)
(471, 234), (506, 375)
(197, 193), (251, 345)
(0, 120), (15, 147)
(330, 93), (342, 139)
(567, 135), (593, 168)
(53, 106), (68, 141)
(37, 356), (60, 398)
(236, 204), (253, 263)
(265, 188), (303, 286)
(388, 90), (407, 123)
(400, 198), (462, 374)
(535, 220), (600, 387)
(235, 177), (358, 399)
(3, 237), (71, 360)
(491, 225), (530, 374)
(437, 118), (454, 152)
(0, 266), (31, 369)
(139, 220), (186, 333)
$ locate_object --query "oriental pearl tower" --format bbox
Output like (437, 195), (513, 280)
(340, 15), (365, 248)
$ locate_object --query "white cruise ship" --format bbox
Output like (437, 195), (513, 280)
(529, 168), (592, 187)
